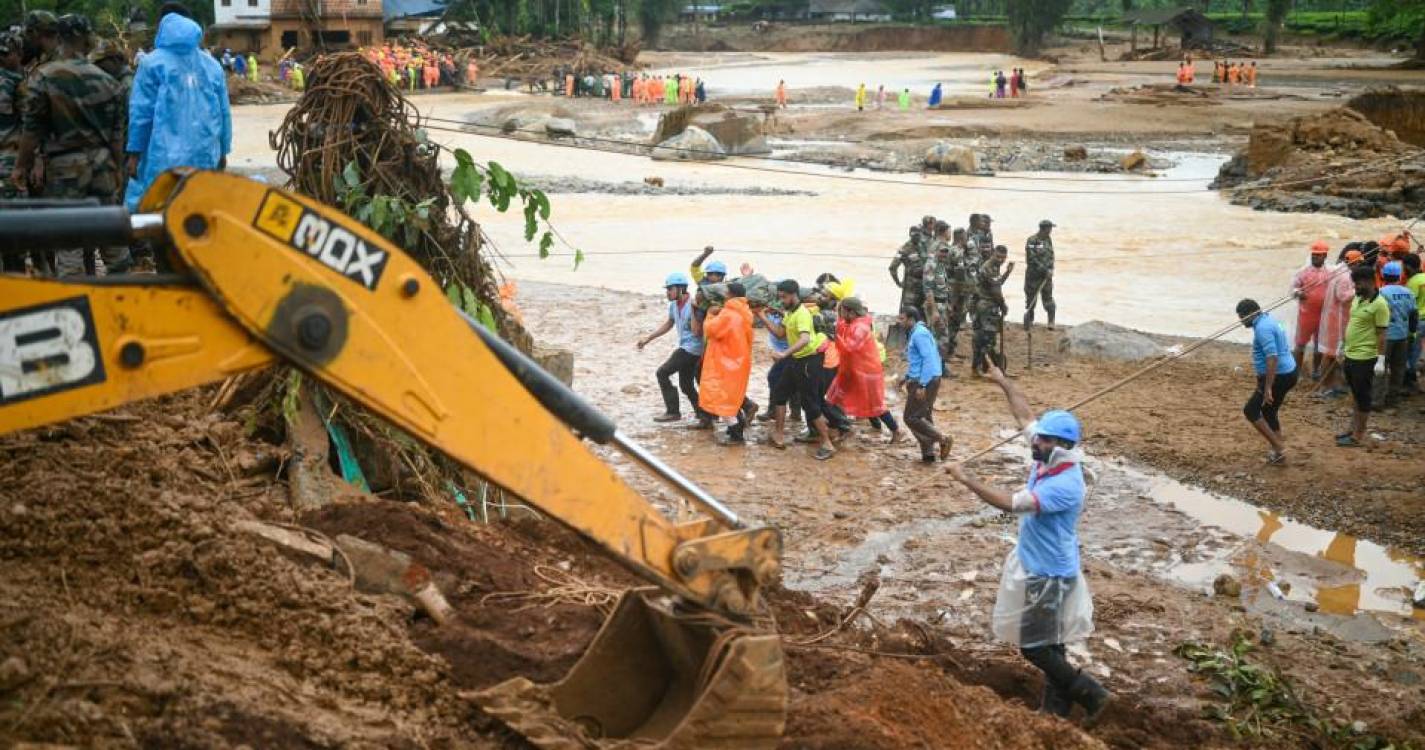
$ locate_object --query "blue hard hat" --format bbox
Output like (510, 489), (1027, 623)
(664, 271), (691, 287)
(1382, 260), (1402, 279)
(1034, 410), (1081, 444)
(705, 260), (728, 275)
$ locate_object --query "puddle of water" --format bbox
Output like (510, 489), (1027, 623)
(1138, 467), (1425, 621)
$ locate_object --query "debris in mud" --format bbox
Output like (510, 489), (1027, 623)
(475, 34), (639, 83)
(1212, 105), (1425, 219)
(1213, 574), (1242, 598)
(227, 76), (299, 106)
(1120, 149), (1148, 171)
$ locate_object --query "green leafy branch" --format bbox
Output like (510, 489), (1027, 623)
(1175, 635), (1410, 749)
(449, 149), (583, 269)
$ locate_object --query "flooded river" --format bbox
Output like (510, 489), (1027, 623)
(228, 54), (1405, 343)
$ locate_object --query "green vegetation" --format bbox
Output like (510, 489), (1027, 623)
(1175, 635), (1413, 749)
(1008, 0), (1074, 54)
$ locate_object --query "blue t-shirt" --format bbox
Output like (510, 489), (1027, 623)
(1380, 284), (1416, 342)
(1249, 312), (1297, 376)
(1017, 461), (1084, 578)
(765, 311), (790, 354)
(904, 321), (942, 385)
(670, 299), (704, 356)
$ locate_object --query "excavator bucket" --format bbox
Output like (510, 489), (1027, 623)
(475, 590), (787, 749)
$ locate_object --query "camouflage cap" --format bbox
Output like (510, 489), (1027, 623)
(0, 29), (18, 54)
(24, 9), (59, 33)
(56, 13), (93, 37)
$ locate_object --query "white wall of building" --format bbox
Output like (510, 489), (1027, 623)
(214, 0), (272, 27)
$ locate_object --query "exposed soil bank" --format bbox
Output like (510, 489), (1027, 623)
(661, 23), (1012, 54)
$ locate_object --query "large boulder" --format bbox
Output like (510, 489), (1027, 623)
(653, 105), (770, 156)
(544, 117), (577, 138)
(1059, 321), (1165, 361)
(924, 142), (977, 174)
(651, 126), (726, 161)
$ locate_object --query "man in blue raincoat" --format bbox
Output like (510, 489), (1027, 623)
(124, 8), (230, 212)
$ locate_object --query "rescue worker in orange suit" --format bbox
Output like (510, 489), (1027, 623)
(1291, 240), (1334, 379)
(699, 282), (757, 444)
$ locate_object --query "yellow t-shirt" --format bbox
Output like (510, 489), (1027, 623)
(1343, 294), (1390, 360)
(783, 305), (826, 359)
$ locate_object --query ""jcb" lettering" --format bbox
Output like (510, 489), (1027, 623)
(0, 297), (105, 405)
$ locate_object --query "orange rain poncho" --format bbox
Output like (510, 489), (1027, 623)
(698, 298), (754, 418)
(825, 314), (888, 418)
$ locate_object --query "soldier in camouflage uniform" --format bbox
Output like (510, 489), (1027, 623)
(0, 29), (25, 274)
(1023, 219), (1057, 330)
(14, 13), (130, 276)
(922, 220), (961, 371)
(889, 225), (928, 319)
(972, 244), (1015, 374)
(966, 212), (994, 269)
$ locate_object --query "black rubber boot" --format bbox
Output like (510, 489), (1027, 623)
(1039, 683), (1072, 718)
(1068, 672), (1112, 725)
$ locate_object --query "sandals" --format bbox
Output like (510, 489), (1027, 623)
(1266, 450), (1286, 465)
(1336, 434), (1361, 447)
(814, 446), (835, 461)
(653, 413), (681, 423)
(939, 435), (955, 461)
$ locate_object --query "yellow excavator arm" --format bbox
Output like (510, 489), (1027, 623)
(0, 170), (785, 747)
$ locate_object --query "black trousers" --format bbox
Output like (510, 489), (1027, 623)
(903, 377), (943, 456)
(770, 352), (826, 421)
(1019, 576), (1079, 694)
(1344, 357), (1375, 412)
(1243, 370), (1299, 433)
(656, 348), (703, 417)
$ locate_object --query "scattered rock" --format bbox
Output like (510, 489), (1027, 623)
(1121, 150), (1148, 171)
(1259, 627), (1276, 646)
(1060, 321), (1167, 362)
(1213, 573), (1242, 598)
(924, 142), (978, 174)
(651, 126), (726, 161)
(1063, 145), (1088, 161)
(544, 117), (577, 138)
(1304, 601), (1320, 612)
(643, 176), (665, 188)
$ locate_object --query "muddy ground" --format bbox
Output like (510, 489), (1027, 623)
(5, 278), (1421, 749)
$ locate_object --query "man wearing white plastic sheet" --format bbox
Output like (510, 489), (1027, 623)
(946, 364), (1112, 722)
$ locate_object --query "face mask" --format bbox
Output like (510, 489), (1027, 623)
(1030, 443), (1052, 463)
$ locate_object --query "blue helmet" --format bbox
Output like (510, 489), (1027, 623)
(1382, 260), (1402, 279)
(1034, 409), (1081, 444)
(664, 271), (691, 287)
(705, 260), (728, 275)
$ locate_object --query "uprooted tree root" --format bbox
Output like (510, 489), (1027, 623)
(256, 52), (531, 508)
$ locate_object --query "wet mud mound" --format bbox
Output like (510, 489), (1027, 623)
(1348, 86), (1425, 148)
(1212, 105), (1425, 218)
(0, 394), (482, 747)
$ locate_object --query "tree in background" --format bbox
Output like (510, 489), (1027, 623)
(1367, 0), (1425, 60)
(1263, 0), (1291, 53)
(1007, 0), (1074, 55)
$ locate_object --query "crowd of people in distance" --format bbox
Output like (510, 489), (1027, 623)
(558, 69), (707, 105)
(843, 69), (1030, 113)
(1238, 232), (1420, 462)
(1174, 56), (1259, 87)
